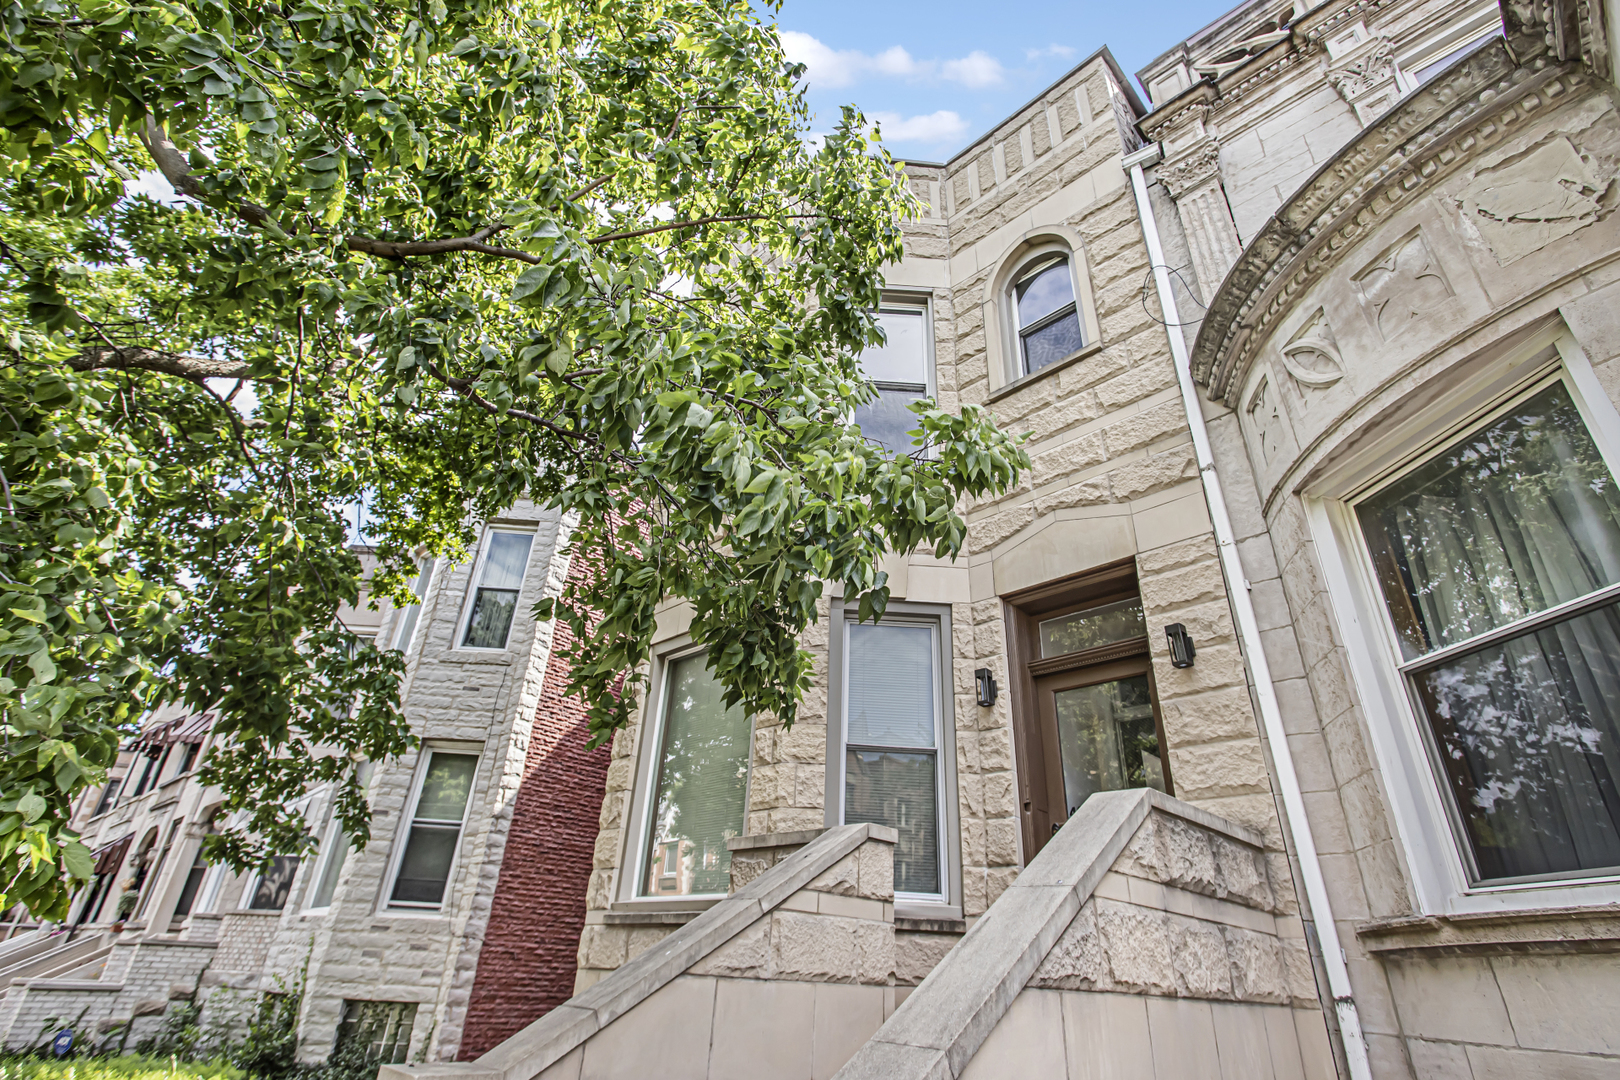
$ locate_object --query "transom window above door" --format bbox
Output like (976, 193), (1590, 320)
(1007, 568), (1171, 860)
(1355, 376), (1620, 886)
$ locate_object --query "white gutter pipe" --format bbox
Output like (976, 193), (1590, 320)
(1123, 142), (1372, 1080)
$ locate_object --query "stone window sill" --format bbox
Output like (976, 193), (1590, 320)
(1357, 904), (1620, 957)
(987, 341), (1105, 404)
(894, 916), (967, 934)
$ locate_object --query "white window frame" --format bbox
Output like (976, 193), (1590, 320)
(1307, 327), (1620, 916)
(303, 811), (347, 915)
(390, 557), (438, 655)
(1008, 249), (1087, 379)
(855, 294), (937, 456)
(380, 743), (484, 915)
(618, 639), (756, 908)
(452, 525), (537, 653)
(826, 600), (960, 918)
(1394, 3), (1503, 91)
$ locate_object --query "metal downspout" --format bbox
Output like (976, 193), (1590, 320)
(1123, 142), (1373, 1080)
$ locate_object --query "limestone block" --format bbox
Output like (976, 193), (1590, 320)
(1209, 834), (1273, 910)
(1140, 557), (1226, 613)
(769, 911), (865, 984)
(577, 925), (629, 971)
(1170, 917), (1234, 999)
(1103, 401), (1191, 458)
(1057, 349), (1130, 395)
(1033, 432), (1107, 479)
(1218, 924), (1286, 1010)
(1163, 686), (1263, 748)
(1032, 478), (1113, 516)
(854, 921), (895, 985)
(856, 839), (894, 902)
(1030, 900), (1110, 990)
(809, 852), (860, 898)
(1096, 899), (1176, 994)
(894, 931), (960, 986)
(689, 918), (769, 979)
(1278, 933), (1319, 1006)
(1136, 534), (1219, 577)
(625, 925), (676, 964)
(967, 505), (1036, 554)
(1109, 445), (1198, 501)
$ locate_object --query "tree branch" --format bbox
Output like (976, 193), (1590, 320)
(72, 347), (250, 380)
(344, 228), (542, 263)
(588, 214), (774, 245)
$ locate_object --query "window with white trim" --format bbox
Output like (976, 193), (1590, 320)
(244, 855), (301, 910)
(1353, 375), (1620, 886)
(308, 761), (375, 911)
(388, 750), (478, 908)
(854, 300), (934, 454)
(637, 650), (752, 898)
(836, 613), (949, 900)
(391, 558), (437, 654)
(460, 529), (534, 649)
(1010, 254), (1085, 376)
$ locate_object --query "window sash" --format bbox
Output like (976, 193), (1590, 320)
(636, 650), (752, 899)
(839, 617), (946, 900)
(458, 530), (533, 650)
(1352, 369), (1620, 888)
(389, 750), (479, 908)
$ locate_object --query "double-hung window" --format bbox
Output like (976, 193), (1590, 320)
(836, 613), (950, 901)
(1354, 376), (1620, 886)
(1012, 255), (1084, 375)
(392, 558), (437, 654)
(460, 530), (533, 650)
(637, 651), (752, 898)
(854, 301), (933, 454)
(389, 751), (479, 908)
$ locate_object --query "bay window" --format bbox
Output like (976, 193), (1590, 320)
(1355, 376), (1620, 885)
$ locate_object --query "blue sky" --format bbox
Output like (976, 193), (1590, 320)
(769, 0), (1240, 161)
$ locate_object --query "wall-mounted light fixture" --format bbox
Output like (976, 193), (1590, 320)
(974, 667), (998, 707)
(1165, 623), (1196, 668)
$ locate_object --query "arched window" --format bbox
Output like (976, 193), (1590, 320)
(1012, 254), (1084, 375)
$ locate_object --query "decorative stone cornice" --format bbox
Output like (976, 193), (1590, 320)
(1190, 41), (1587, 403)
(1158, 144), (1225, 198)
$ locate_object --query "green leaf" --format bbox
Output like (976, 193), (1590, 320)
(16, 795), (45, 824)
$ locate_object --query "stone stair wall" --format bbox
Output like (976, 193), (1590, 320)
(833, 788), (1336, 1080)
(386, 822), (901, 1080)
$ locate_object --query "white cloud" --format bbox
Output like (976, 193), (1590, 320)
(940, 51), (1004, 88)
(1025, 44), (1078, 62)
(781, 31), (1003, 90)
(870, 110), (969, 146)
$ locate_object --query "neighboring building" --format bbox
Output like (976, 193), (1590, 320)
(4, 504), (609, 1065)
(387, 0), (1620, 1078)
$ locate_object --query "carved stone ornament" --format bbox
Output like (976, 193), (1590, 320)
(1193, 0), (1302, 79)
(1189, 37), (1591, 406)
(1352, 228), (1454, 341)
(1278, 309), (1346, 388)
(1159, 144), (1224, 199)
(1325, 36), (1396, 102)
(1456, 135), (1609, 263)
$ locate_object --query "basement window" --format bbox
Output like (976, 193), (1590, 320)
(336, 1001), (418, 1065)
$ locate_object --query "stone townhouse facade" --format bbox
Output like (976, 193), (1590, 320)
(9, 502), (609, 1064)
(391, 0), (1620, 1077)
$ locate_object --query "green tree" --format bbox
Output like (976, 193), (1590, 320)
(0, 0), (1027, 918)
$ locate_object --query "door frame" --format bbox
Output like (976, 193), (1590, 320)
(1002, 559), (1173, 862)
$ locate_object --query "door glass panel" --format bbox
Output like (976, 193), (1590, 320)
(1054, 675), (1163, 816)
(1039, 598), (1147, 658)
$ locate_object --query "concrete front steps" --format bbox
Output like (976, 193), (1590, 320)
(390, 790), (1333, 1080)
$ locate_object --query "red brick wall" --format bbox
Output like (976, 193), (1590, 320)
(457, 552), (611, 1059)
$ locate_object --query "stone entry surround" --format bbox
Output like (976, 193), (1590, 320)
(834, 788), (1332, 1080)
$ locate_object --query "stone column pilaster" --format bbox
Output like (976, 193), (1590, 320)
(1159, 143), (1245, 297)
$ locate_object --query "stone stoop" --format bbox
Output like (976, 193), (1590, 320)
(832, 788), (1337, 1080)
(383, 821), (900, 1080)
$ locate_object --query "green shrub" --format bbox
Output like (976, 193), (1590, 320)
(0, 1054), (246, 1080)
